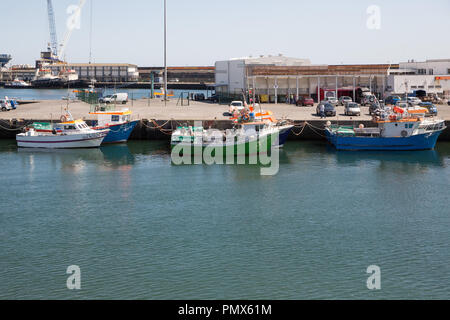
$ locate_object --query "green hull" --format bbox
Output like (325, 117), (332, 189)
(171, 133), (276, 157)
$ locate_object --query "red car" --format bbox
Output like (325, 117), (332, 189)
(296, 96), (314, 106)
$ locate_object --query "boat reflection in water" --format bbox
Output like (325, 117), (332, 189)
(16, 140), (171, 170)
(326, 143), (449, 171)
(17, 144), (135, 172)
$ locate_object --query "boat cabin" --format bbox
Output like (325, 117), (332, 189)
(54, 120), (91, 133)
(90, 106), (132, 127)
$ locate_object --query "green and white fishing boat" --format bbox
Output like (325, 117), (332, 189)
(171, 121), (293, 157)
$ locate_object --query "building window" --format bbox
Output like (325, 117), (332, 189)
(447, 69), (450, 75)
(418, 69), (426, 75)
(429, 69), (434, 75)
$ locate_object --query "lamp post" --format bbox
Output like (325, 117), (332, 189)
(164, 0), (167, 105)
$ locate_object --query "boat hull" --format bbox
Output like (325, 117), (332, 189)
(95, 121), (139, 144)
(325, 129), (443, 151)
(278, 125), (293, 147)
(16, 133), (106, 149)
(171, 133), (276, 157)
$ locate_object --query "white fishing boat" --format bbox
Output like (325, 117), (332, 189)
(16, 119), (109, 149)
(4, 78), (32, 88)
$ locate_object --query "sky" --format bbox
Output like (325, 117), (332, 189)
(2, 0), (450, 67)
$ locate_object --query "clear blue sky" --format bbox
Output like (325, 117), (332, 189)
(3, 0), (450, 66)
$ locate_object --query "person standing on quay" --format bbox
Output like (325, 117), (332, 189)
(320, 103), (325, 119)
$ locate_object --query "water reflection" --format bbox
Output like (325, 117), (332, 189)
(13, 141), (173, 171)
(330, 148), (446, 167)
(5, 140), (450, 172)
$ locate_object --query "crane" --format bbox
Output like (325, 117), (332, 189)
(46, 0), (59, 57)
(45, 0), (87, 62)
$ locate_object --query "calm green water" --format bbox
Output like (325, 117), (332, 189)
(0, 140), (449, 300)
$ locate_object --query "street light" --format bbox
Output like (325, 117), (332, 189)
(164, 0), (167, 105)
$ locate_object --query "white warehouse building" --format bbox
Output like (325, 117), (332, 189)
(215, 56), (450, 103)
(215, 55), (312, 95)
(387, 59), (450, 97)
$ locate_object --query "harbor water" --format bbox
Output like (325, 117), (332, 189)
(0, 88), (210, 101)
(0, 140), (449, 299)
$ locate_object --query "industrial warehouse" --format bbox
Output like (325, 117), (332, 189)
(215, 55), (450, 103)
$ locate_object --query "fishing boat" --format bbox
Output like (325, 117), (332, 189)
(229, 102), (293, 147)
(4, 78), (32, 88)
(16, 119), (109, 149)
(89, 105), (139, 144)
(171, 121), (293, 157)
(325, 106), (446, 151)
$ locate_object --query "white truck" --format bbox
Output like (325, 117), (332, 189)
(99, 93), (129, 104)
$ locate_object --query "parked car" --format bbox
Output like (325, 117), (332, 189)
(407, 97), (422, 106)
(344, 103), (361, 116)
(418, 102), (438, 117)
(338, 96), (353, 106)
(326, 97), (338, 107)
(230, 101), (245, 111)
(361, 95), (376, 106)
(0, 99), (12, 112)
(207, 94), (219, 103)
(296, 96), (314, 106)
(385, 95), (401, 105)
(316, 102), (336, 117)
(193, 93), (205, 101)
(99, 93), (128, 104)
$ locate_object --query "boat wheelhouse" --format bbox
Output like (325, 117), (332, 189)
(89, 105), (139, 144)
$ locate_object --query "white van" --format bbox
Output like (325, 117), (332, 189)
(99, 93), (128, 104)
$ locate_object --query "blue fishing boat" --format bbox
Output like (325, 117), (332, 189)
(90, 106), (138, 144)
(325, 107), (446, 151)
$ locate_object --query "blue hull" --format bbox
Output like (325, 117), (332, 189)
(278, 127), (293, 147)
(98, 121), (139, 144)
(325, 130), (443, 151)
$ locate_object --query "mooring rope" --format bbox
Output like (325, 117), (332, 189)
(291, 122), (308, 136)
(306, 122), (328, 138)
(0, 120), (33, 132)
(140, 119), (173, 136)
